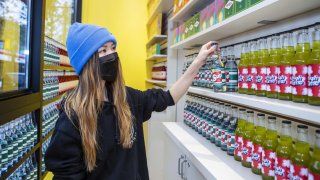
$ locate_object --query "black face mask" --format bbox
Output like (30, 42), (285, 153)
(99, 52), (119, 82)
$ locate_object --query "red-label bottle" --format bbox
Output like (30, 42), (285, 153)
(308, 64), (320, 97)
(275, 156), (291, 179)
(238, 68), (248, 89)
(256, 67), (267, 91)
(291, 65), (308, 96)
(262, 149), (276, 177)
(278, 65), (292, 94)
(242, 139), (253, 163)
(266, 66), (279, 92)
(251, 144), (263, 170)
(247, 67), (257, 90)
(290, 164), (308, 180)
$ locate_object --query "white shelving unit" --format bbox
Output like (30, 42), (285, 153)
(163, 122), (260, 180)
(170, 0), (320, 49)
(146, 54), (167, 61)
(170, 0), (198, 23)
(188, 87), (320, 124)
(147, 0), (172, 25)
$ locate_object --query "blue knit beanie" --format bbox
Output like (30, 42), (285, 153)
(66, 22), (117, 75)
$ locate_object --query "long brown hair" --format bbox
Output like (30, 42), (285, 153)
(64, 52), (133, 172)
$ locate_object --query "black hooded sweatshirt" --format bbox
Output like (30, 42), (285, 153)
(44, 86), (175, 180)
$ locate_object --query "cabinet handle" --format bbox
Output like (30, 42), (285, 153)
(181, 159), (187, 180)
(178, 155), (184, 175)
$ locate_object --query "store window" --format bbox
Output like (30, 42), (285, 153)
(0, 0), (31, 93)
(45, 0), (77, 45)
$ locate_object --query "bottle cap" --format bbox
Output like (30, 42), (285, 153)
(297, 125), (308, 129)
(239, 108), (246, 111)
(268, 116), (276, 120)
(281, 120), (291, 124)
(247, 111), (254, 114)
(257, 113), (265, 117)
(316, 129), (320, 134)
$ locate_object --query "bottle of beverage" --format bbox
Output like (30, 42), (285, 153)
(215, 103), (225, 147)
(308, 24), (320, 105)
(275, 120), (293, 179)
(251, 113), (266, 175)
(247, 41), (258, 95)
(290, 125), (310, 180)
(241, 110), (255, 168)
(212, 43), (226, 92)
(234, 108), (246, 161)
(5, 124), (14, 167)
(292, 29), (310, 103)
(261, 116), (278, 180)
(308, 129), (320, 179)
(0, 126), (9, 174)
(278, 32), (294, 100)
(227, 106), (238, 156)
(210, 102), (219, 144)
(256, 38), (268, 96)
(221, 104), (231, 151)
(225, 47), (238, 92)
(238, 43), (249, 94)
(267, 35), (281, 99)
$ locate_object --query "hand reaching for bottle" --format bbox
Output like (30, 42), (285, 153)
(194, 41), (217, 65)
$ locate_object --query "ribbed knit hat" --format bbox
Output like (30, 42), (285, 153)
(66, 23), (117, 75)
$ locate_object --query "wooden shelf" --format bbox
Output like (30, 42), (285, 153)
(188, 87), (320, 125)
(43, 65), (74, 71)
(146, 54), (167, 61)
(146, 79), (167, 85)
(146, 35), (168, 48)
(170, 0), (320, 49)
(43, 130), (54, 142)
(163, 122), (260, 180)
(147, 0), (172, 25)
(43, 94), (63, 106)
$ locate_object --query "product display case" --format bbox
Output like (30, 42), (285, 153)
(0, 0), (81, 179)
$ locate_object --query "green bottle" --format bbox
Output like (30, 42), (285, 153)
(221, 105), (232, 151)
(308, 24), (320, 106)
(227, 106), (238, 156)
(247, 41), (258, 95)
(275, 120), (293, 179)
(292, 29), (310, 103)
(278, 33), (294, 100)
(234, 108), (247, 161)
(290, 125), (310, 179)
(267, 36), (281, 99)
(308, 129), (320, 179)
(261, 116), (278, 180)
(251, 113), (266, 175)
(239, 43), (249, 94)
(215, 103), (225, 147)
(241, 110), (255, 168)
(255, 39), (268, 97)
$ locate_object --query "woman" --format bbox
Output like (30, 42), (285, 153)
(44, 23), (215, 180)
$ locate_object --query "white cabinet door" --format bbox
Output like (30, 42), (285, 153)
(163, 135), (185, 180)
(183, 158), (206, 180)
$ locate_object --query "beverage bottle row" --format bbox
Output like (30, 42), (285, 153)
(238, 23), (320, 106)
(0, 113), (37, 176)
(42, 137), (51, 174)
(183, 44), (238, 92)
(43, 76), (59, 101)
(42, 101), (60, 137)
(183, 95), (237, 156)
(182, 94), (320, 179)
(6, 155), (37, 180)
(43, 70), (77, 77)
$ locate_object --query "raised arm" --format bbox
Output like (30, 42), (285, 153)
(170, 41), (216, 103)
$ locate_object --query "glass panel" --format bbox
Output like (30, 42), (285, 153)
(45, 0), (76, 45)
(0, 0), (31, 93)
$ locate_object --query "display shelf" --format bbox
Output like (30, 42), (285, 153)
(188, 87), (320, 125)
(0, 143), (40, 180)
(170, 0), (203, 23)
(170, 0), (320, 49)
(43, 94), (63, 106)
(146, 79), (167, 85)
(147, 0), (172, 25)
(146, 54), (167, 61)
(43, 130), (54, 142)
(43, 65), (74, 71)
(163, 122), (259, 180)
(41, 171), (49, 180)
(59, 80), (79, 93)
(146, 35), (167, 48)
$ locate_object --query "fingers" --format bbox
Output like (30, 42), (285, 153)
(203, 41), (214, 49)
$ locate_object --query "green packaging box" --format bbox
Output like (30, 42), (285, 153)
(215, 0), (225, 24)
(235, 0), (247, 13)
(194, 12), (201, 34)
(224, 0), (235, 19)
